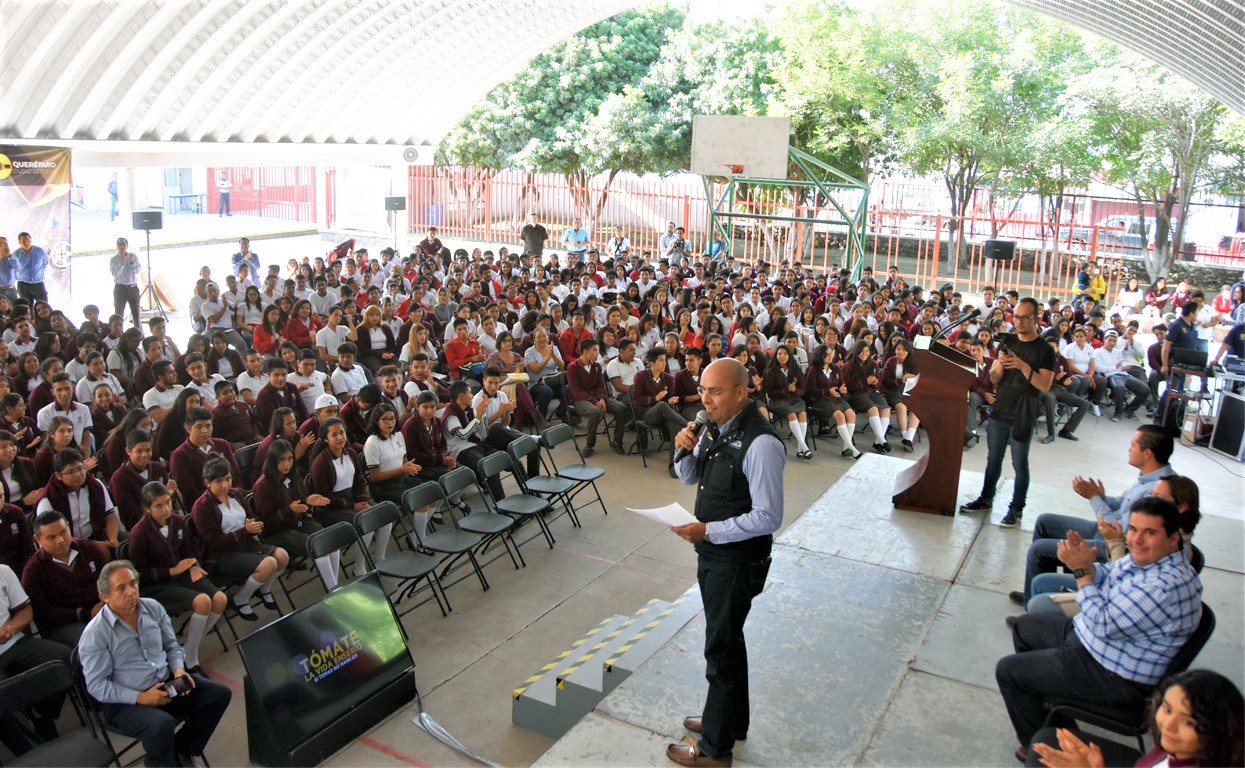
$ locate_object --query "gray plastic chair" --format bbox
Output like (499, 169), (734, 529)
(354, 502), (449, 618)
(401, 484), (489, 591)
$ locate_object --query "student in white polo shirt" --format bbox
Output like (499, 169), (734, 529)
(0, 562), (70, 755)
(141, 360), (184, 423)
(36, 374), (93, 455)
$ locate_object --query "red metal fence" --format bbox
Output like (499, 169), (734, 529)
(400, 165), (1242, 300)
(206, 166), (316, 222)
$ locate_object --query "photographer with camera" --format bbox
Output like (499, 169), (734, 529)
(960, 298), (1055, 528)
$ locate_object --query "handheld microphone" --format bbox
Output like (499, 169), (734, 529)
(672, 410), (711, 464)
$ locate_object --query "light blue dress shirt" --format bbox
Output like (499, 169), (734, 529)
(79, 597), (185, 705)
(675, 409), (786, 544)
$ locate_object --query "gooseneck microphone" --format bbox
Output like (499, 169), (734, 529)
(672, 410), (711, 464)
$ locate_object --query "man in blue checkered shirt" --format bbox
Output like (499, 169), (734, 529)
(995, 495), (1201, 762)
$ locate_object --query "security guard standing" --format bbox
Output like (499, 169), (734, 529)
(667, 358), (785, 767)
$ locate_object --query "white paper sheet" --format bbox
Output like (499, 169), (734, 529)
(626, 502), (698, 527)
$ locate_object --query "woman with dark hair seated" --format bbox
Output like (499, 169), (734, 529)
(763, 345), (812, 459)
(805, 344), (861, 459)
(880, 339), (921, 452)
(100, 407), (154, 479)
(362, 403), (422, 506)
(252, 438), (335, 587)
(1029, 668), (1243, 768)
(128, 481), (227, 674)
(306, 417), (382, 586)
(0, 392), (40, 456)
(33, 415), (96, 488)
(0, 429), (40, 511)
(843, 339), (892, 454)
(730, 344), (769, 420)
(189, 456), (288, 621)
(153, 388), (202, 462)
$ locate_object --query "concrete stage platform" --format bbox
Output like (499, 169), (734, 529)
(534, 455), (1245, 767)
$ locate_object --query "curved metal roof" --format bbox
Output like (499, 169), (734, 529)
(1, 0), (1241, 153)
(0, 0), (639, 147)
(1009, 0), (1244, 114)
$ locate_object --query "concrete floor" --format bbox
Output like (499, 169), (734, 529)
(162, 412), (1241, 768)
(54, 216), (1243, 766)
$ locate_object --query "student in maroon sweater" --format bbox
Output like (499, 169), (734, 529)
(805, 344), (861, 459)
(253, 407), (316, 477)
(566, 339), (627, 456)
(338, 384), (380, 452)
(306, 418), (379, 584)
(168, 407), (241, 509)
(631, 348), (692, 474)
(35, 448), (121, 548)
(252, 438), (334, 585)
(879, 339), (920, 452)
(0, 501), (34, 573)
(108, 429), (176, 529)
(127, 482), (226, 672)
(762, 345), (812, 459)
(670, 346), (704, 422)
(21, 511), (110, 646)
(0, 430), (40, 512)
(252, 359), (308, 437)
(209, 381), (257, 449)
(189, 456), (287, 621)
(0, 393), (41, 456)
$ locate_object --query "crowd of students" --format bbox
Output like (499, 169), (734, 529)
(0, 222), (1242, 762)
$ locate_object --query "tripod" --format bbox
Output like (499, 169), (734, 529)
(136, 226), (168, 323)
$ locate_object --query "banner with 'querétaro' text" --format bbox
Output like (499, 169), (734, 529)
(0, 145), (72, 306)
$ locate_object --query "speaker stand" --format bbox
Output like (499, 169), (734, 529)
(137, 227), (168, 323)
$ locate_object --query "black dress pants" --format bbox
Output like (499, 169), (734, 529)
(995, 613), (1150, 747)
(102, 674), (231, 767)
(695, 544), (771, 760)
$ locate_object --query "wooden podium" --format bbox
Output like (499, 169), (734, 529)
(892, 341), (976, 515)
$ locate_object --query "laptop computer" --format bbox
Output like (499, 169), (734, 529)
(1171, 347), (1208, 369)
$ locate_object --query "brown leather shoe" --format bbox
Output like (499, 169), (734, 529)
(683, 715), (703, 733)
(666, 742), (732, 767)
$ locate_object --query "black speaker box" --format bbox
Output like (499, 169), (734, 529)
(1211, 392), (1245, 461)
(132, 210), (163, 230)
(983, 239), (1016, 261)
(384, 196), (406, 211)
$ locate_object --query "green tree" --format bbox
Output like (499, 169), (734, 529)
(891, 0), (1084, 265)
(1072, 52), (1229, 281)
(437, 4), (685, 233)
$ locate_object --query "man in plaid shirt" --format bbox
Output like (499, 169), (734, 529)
(995, 495), (1201, 761)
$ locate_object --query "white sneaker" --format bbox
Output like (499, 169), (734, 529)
(1091, 404), (1101, 417)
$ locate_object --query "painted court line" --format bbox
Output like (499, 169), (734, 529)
(359, 736), (434, 767)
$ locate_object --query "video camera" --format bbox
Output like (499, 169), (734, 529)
(994, 332), (1019, 354)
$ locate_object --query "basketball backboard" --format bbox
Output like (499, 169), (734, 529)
(690, 115), (790, 180)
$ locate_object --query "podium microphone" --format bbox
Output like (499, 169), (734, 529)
(672, 411), (711, 464)
(931, 308), (982, 343)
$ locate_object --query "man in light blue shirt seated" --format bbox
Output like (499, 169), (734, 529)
(1012, 424), (1174, 605)
(78, 561), (231, 768)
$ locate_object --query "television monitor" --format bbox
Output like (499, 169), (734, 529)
(237, 573), (414, 758)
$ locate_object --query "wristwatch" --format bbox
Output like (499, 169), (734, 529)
(1072, 567), (1091, 579)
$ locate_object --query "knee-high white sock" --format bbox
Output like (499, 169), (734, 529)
(234, 576), (263, 605)
(354, 537), (374, 577)
(902, 427), (917, 442)
(792, 421), (809, 452)
(204, 610), (224, 634)
(316, 554), (339, 590)
(836, 424), (858, 453)
(372, 523), (393, 562)
(261, 566), (285, 594)
(182, 613), (209, 668)
(869, 415), (887, 443)
(412, 509), (431, 542)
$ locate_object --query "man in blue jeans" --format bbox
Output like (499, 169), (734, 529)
(960, 298), (1055, 528)
(1009, 425), (1175, 607)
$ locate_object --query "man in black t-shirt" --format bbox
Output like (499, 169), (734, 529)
(1155, 302), (1199, 426)
(520, 213), (549, 258)
(961, 298), (1055, 528)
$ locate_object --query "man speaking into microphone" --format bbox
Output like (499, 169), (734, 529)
(667, 358), (785, 768)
